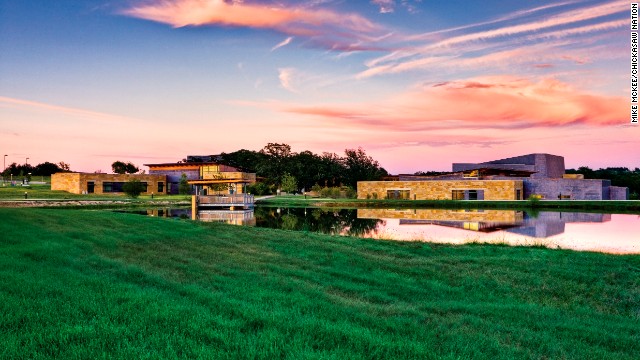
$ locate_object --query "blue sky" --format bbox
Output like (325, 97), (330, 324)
(1, 0), (636, 173)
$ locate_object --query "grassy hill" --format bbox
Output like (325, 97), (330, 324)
(1, 208), (638, 359)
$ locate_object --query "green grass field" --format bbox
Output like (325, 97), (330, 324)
(1, 208), (638, 359)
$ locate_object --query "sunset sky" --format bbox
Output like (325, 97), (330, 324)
(1, 0), (636, 174)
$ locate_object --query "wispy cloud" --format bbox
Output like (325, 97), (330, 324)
(271, 36), (294, 51)
(361, 0), (627, 78)
(371, 0), (395, 13)
(278, 68), (298, 92)
(122, 0), (385, 51)
(0, 96), (139, 124)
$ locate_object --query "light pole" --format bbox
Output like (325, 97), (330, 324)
(24, 158), (29, 185)
(2, 154), (6, 186)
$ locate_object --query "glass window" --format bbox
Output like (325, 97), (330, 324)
(452, 190), (465, 200)
(102, 182), (127, 193)
(158, 182), (164, 193)
(466, 190), (484, 200)
(387, 190), (410, 199)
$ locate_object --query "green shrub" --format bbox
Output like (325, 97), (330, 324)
(246, 182), (272, 195)
(178, 173), (191, 195)
(123, 179), (146, 198)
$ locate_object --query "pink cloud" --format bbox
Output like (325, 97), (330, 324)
(122, 0), (384, 49)
(280, 76), (626, 129)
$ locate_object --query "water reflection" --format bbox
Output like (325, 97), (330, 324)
(115, 208), (191, 219)
(358, 209), (524, 232)
(357, 209), (637, 254)
(118, 207), (639, 254)
(506, 212), (611, 238)
(197, 209), (256, 226)
(253, 207), (382, 237)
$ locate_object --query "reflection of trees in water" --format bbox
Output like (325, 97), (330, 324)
(254, 207), (382, 237)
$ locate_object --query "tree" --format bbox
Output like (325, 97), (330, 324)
(112, 161), (139, 174)
(219, 149), (267, 173)
(123, 179), (146, 198)
(207, 174), (228, 195)
(342, 147), (388, 187)
(258, 143), (293, 186)
(280, 173), (297, 193)
(289, 151), (323, 191)
(33, 162), (64, 176)
(58, 162), (71, 171)
(178, 173), (191, 195)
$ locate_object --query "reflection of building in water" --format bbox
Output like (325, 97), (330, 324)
(358, 209), (524, 232)
(358, 209), (612, 238)
(197, 209), (256, 226)
(506, 212), (611, 238)
(146, 208), (192, 218)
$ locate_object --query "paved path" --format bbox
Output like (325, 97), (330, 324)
(254, 195), (276, 202)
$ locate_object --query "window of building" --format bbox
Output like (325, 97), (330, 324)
(158, 182), (164, 193)
(102, 182), (147, 193)
(516, 189), (521, 200)
(87, 182), (95, 194)
(201, 165), (220, 179)
(452, 190), (465, 200)
(386, 190), (410, 199)
(452, 189), (485, 200)
(103, 182), (125, 193)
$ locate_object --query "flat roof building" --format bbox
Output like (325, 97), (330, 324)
(144, 162), (256, 195)
(357, 153), (628, 201)
(52, 173), (166, 195)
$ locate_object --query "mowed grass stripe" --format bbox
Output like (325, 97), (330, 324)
(0, 208), (638, 359)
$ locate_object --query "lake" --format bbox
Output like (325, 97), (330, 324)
(128, 207), (640, 254)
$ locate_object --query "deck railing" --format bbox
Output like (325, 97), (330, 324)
(197, 193), (254, 206)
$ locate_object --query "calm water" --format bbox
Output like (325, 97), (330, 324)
(125, 207), (640, 254)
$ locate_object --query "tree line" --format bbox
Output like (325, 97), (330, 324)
(2, 161), (71, 178)
(200, 143), (388, 194)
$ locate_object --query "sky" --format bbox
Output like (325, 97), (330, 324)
(0, 0), (637, 174)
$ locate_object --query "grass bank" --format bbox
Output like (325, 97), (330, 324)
(1, 208), (638, 359)
(258, 195), (640, 214)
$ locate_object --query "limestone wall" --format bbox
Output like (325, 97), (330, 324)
(610, 186), (629, 200)
(357, 180), (522, 200)
(523, 178), (608, 200)
(51, 173), (81, 193)
(52, 173), (166, 194)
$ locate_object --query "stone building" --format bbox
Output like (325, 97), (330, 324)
(51, 173), (166, 195)
(357, 153), (628, 200)
(145, 162), (256, 195)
